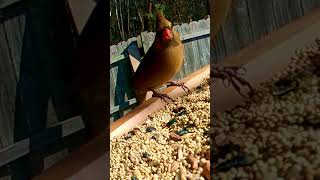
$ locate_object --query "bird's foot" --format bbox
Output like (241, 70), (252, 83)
(149, 89), (175, 103)
(211, 65), (254, 98)
(166, 81), (189, 92)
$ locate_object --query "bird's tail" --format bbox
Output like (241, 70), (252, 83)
(135, 90), (147, 104)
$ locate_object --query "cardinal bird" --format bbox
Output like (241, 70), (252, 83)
(133, 12), (187, 104)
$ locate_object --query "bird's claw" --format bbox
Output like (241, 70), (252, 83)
(167, 81), (189, 92)
(211, 65), (254, 98)
(149, 89), (175, 103)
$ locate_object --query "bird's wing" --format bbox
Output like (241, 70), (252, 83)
(133, 44), (165, 89)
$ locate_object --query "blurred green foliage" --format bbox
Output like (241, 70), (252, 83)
(110, 0), (209, 45)
(146, 3), (167, 31)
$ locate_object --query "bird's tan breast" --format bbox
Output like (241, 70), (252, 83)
(162, 42), (184, 72)
(134, 42), (184, 90)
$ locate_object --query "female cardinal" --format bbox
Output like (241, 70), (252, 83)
(133, 12), (187, 104)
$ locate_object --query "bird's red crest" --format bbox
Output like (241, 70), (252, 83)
(156, 12), (172, 31)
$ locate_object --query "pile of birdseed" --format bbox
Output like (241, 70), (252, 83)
(111, 78), (211, 180)
(213, 39), (320, 179)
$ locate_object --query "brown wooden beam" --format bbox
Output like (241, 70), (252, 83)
(213, 7), (320, 112)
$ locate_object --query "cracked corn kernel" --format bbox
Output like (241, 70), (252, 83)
(111, 79), (210, 180)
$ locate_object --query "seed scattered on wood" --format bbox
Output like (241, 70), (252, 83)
(199, 158), (207, 167)
(176, 165), (187, 180)
(177, 145), (184, 160)
(187, 155), (199, 170)
(124, 130), (137, 140)
(201, 161), (210, 180)
(150, 135), (157, 140)
(176, 129), (189, 136)
(166, 118), (177, 127)
(142, 152), (150, 158)
(216, 155), (249, 172)
(170, 132), (182, 141)
(146, 127), (156, 132)
(177, 110), (188, 116)
(111, 79), (210, 179)
(171, 161), (180, 172)
(195, 135), (201, 142)
(153, 174), (159, 180)
(205, 151), (210, 160)
(124, 134), (132, 140)
(273, 79), (298, 96)
(173, 107), (186, 113)
(131, 176), (138, 180)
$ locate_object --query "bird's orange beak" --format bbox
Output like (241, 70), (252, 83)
(162, 28), (173, 41)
